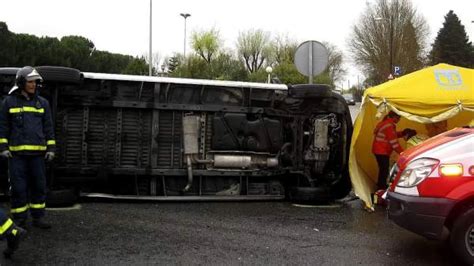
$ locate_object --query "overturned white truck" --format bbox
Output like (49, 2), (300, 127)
(0, 67), (353, 205)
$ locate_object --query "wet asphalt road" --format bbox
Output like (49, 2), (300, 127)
(0, 103), (462, 265)
(349, 102), (360, 122)
(0, 200), (462, 265)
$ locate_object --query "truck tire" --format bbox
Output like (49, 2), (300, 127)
(36, 66), (83, 84)
(450, 208), (474, 264)
(0, 68), (20, 76)
(289, 186), (333, 203)
(288, 84), (331, 98)
(46, 188), (78, 208)
(330, 172), (352, 199)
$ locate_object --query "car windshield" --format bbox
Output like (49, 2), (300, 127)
(343, 94), (353, 100)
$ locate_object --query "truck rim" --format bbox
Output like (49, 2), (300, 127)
(467, 223), (474, 256)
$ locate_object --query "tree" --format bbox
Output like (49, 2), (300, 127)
(0, 22), (16, 66)
(60, 36), (95, 70)
(323, 42), (347, 85)
(236, 29), (272, 73)
(123, 56), (149, 75)
(348, 0), (428, 85)
(272, 62), (306, 84)
(36, 37), (63, 66)
(270, 34), (298, 65)
(166, 54), (181, 74)
(429, 11), (473, 67)
(209, 51), (248, 81)
(175, 55), (210, 79)
(191, 28), (221, 64)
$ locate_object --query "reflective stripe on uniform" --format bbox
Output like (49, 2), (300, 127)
(0, 219), (13, 234)
(375, 137), (386, 142)
(47, 140), (56, 145)
(9, 145), (47, 151)
(377, 123), (393, 133)
(29, 203), (46, 209)
(0, 138), (8, 144)
(9, 107), (44, 114)
(407, 136), (425, 147)
(389, 139), (398, 144)
(11, 205), (29, 213)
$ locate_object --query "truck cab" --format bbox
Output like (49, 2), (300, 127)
(387, 127), (474, 264)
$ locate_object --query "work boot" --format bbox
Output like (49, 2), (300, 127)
(3, 225), (27, 259)
(14, 219), (27, 229)
(32, 219), (51, 229)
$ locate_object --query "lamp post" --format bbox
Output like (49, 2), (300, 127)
(375, 16), (393, 78)
(180, 13), (191, 58)
(265, 66), (273, 83)
(148, 0), (152, 76)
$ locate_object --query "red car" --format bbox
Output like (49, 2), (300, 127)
(387, 127), (474, 264)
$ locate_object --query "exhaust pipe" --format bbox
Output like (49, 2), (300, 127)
(182, 115), (200, 192)
(183, 155), (193, 192)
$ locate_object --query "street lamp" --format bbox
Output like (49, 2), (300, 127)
(375, 16), (393, 79)
(265, 66), (273, 83)
(180, 13), (191, 58)
(148, 0), (153, 76)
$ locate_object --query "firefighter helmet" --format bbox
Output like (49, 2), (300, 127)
(15, 66), (43, 90)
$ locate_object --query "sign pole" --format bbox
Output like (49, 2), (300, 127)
(308, 43), (313, 84)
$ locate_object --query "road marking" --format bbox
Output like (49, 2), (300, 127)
(46, 204), (82, 211)
(292, 203), (342, 208)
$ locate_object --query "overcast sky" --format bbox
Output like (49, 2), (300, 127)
(1, 0), (472, 88)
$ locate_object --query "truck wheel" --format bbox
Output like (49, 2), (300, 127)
(46, 188), (78, 208)
(288, 84), (331, 98)
(289, 186), (333, 203)
(330, 173), (352, 199)
(36, 66), (83, 84)
(450, 208), (474, 264)
(0, 68), (20, 76)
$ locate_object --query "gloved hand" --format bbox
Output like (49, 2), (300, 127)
(0, 150), (12, 159)
(45, 152), (55, 162)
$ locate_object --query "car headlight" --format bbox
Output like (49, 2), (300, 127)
(396, 158), (439, 188)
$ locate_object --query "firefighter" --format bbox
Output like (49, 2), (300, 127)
(0, 209), (26, 258)
(372, 111), (411, 190)
(0, 66), (55, 229)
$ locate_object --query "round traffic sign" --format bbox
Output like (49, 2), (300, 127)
(294, 40), (329, 77)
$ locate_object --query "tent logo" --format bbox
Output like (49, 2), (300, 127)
(434, 69), (464, 90)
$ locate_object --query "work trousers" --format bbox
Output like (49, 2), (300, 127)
(375, 154), (390, 190)
(0, 209), (14, 238)
(9, 155), (46, 222)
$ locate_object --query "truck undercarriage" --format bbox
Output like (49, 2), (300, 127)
(0, 67), (353, 203)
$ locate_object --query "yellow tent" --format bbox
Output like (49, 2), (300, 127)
(350, 63), (474, 210)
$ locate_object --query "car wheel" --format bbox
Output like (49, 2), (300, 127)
(46, 188), (78, 208)
(289, 186), (333, 204)
(450, 207), (474, 264)
(36, 66), (83, 84)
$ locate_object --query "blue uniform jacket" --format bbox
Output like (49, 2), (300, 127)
(0, 89), (56, 155)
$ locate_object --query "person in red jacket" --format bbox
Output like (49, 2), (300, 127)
(372, 111), (410, 189)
